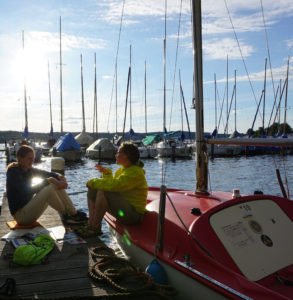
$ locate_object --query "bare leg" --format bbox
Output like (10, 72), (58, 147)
(90, 190), (109, 228)
(87, 197), (96, 225)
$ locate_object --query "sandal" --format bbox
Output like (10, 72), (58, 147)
(63, 210), (88, 225)
(75, 225), (102, 238)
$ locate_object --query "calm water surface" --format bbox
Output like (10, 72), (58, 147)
(1, 144), (292, 249)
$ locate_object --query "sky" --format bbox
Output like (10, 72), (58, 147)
(0, 0), (293, 137)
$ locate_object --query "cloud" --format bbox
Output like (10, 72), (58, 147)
(29, 31), (107, 52)
(203, 37), (254, 60)
(285, 39), (293, 50)
(205, 57), (293, 84)
(97, 0), (293, 35)
(97, 0), (190, 25)
(0, 31), (107, 56)
(102, 75), (112, 80)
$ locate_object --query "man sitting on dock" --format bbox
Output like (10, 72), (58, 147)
(6, 145), (87, 226)
(77, 142), (148, 238)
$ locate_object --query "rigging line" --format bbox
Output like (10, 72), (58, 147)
(271, 78), (288, 133)
(161, 159), (166, 186)
(260, 0), (277, 105)
(166, 192), (213, 258)
(223, 0), (263, 124)
(106, 0), (126, 132)
(224, 84), (236, 134)
(168, 0), (183, 132)
(266, 84), (280, 135)
(281, 155), (290, 199)
(217, 85), (226, 132)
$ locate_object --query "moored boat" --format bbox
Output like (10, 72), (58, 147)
(103, 0), (293, 299)
(86, 138), (117, 160)
(50, 132), (82, 162)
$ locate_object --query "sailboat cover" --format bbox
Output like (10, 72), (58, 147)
(142, 134), (161, 146)
(53, 132), (81, 151)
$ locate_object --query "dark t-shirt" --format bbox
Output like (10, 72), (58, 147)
(6, 163), (60, 215)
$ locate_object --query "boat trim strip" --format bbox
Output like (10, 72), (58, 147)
(175, 260), (252, 300)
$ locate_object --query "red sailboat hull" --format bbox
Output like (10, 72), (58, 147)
(104, 187), (293, 299)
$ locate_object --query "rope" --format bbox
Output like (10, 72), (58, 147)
(88, 246), (176, 299)
(106, 0), (126, 133)
(223, 0), (263, 124)
(282, 155), (290, 198)
(165, 192), (213, 258)
(260, 0), (277, 113)
(168, 0), (183, 131)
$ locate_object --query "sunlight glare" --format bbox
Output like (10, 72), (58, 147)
(11, 41), (47, 90)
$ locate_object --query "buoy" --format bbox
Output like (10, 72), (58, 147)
(51, 157), (65, 174)
(145, 259), (167, 285)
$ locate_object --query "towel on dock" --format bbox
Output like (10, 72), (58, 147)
(6, 221), (40, 230)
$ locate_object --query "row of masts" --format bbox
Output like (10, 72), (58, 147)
(212, 54), (290, 138)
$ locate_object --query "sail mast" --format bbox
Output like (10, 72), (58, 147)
(59, 16), (63, 133)
(48, 60), (53, 136)
(283, 56), (290, 135)
(129, 44), (132, 130)
(163, 0), (167, 139)
(191, 0), (208, 193)
(226, 55), (228, 134)
(93, 53), (98, 139)
(22, 30), (28, 138)
(214, 73), (217, 133)
(80, 54), (86, 132)
(234, 70), (237, 133)
(145, 60), (147, 136)
(263, 58), (267, 133)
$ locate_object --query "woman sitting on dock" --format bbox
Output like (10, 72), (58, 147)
(6, 145), (87, 226)
(78, 142), (148, 237)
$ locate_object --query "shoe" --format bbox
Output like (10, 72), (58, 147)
(75, 224), (102, 238)
(0, 278), (16, 296)
(64, 210), (88, 225)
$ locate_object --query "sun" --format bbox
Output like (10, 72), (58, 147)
(11, 39), (47, 91)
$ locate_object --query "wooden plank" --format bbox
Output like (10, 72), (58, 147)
(0, 195), (118, 299)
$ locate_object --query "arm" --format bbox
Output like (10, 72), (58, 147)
(87, 167), (143, 192)
(7, 167), (49, 199)
(32, 168), (68, 189)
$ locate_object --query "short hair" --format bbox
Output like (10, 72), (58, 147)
(119, 142), (140, 164)
(16, 145), (34, 159)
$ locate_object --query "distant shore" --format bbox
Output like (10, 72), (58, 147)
(0, 130), (201, 143)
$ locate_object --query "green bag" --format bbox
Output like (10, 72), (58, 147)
(13, 234), (55, 265)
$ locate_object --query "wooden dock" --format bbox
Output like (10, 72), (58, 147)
(0, 195), (162, 299)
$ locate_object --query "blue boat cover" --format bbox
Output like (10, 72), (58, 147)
(54, 132), (81, 151)
(129, 128), (145, 139)
(23, 125), (29, 139)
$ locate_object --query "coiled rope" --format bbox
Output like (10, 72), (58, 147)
(88, 246), (177, 299)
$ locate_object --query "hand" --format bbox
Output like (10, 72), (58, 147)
(95, 164), (108, 174)
(48, 177), (68, 190)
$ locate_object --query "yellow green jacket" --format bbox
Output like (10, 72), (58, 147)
(87, 164), (148, 214)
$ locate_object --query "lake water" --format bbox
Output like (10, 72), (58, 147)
(1, 143), (292, 249)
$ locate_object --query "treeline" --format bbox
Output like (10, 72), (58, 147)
(247, 122), (292, 138)
(0, 131), (112, 143)
(0, 131), (196, 144)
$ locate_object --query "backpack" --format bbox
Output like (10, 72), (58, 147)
(13, 234), (55, 265)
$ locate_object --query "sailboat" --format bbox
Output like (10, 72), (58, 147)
(208, 70), (242, 157)
(6, 31), (42, 163)
(75, 54), (94, 149)
(104, 1), (293, 299)
(156, 9), (192, 159)
(50, 17), (82, 162)
(86, 53), (117, 160)
(41, 60), (56, 156)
